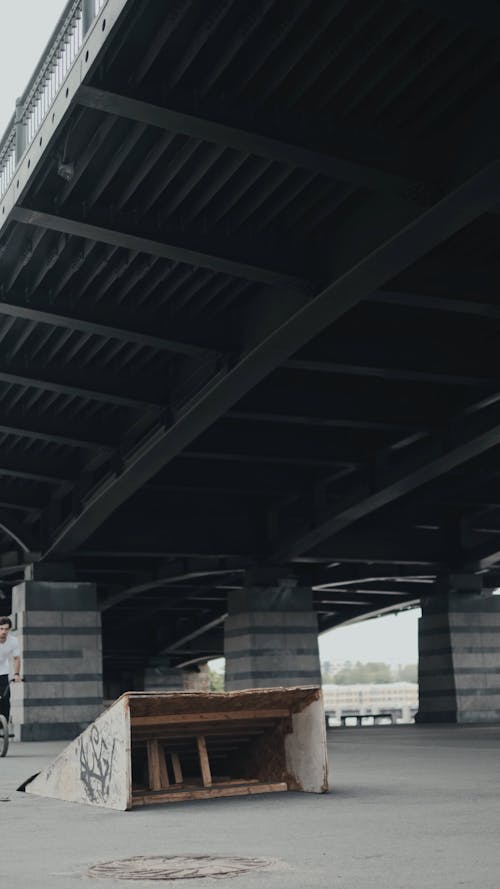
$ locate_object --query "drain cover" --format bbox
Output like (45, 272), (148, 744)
(87, 855), (272, 881)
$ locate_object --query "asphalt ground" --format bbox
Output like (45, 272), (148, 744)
(0, 724), (499, 888)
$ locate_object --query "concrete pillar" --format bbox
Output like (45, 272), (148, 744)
(11, 564), (103, 740)
(417, 575), (500, 723)
(183, 664), (210, 691)
(143, 658), (184, 692)
(143, 659), (210, 692)
(224, 574), (321, 690)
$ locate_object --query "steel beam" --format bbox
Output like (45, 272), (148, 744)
(181, 451), (357, 470)
(0, 415), (113, 452)
(0, 497), (41, 515)
(43, 147), (500, 556)
(0, 453), (72, 485)
(308, 532), (443, 566)
(317, 582), (431, 597)
(313, 572), (434, 589)
(75, 86), (421, 195)
(101, 568), (243, 612)
(0, 298), (215, 358)
(284, 358), (497, 389)
(0, 511), (36, 552)
(0, 364), (163, 411)
(161, 614), (228, 654)
(227, 409), (419, 433)
(404, 1), (500, 34)
(320, 599), (421, 632)
(371, 289), (500, 321)
(462, 536), (500, 571)
(10, 207), (307, 293)
(273, 405), (500, 560)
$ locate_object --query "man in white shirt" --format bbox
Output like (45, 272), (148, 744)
(0, 617), (21, 722)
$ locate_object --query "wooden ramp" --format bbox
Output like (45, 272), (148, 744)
(22, 687), (328, 810)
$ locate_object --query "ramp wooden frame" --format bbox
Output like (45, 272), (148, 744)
(23, 686), (328, 810)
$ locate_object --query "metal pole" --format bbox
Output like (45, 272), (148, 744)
(82, 0), (95, 36)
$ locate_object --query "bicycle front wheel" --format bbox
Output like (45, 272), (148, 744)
(0, 714), (9, 756)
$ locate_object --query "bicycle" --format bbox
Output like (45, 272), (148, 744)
(0, 680), (18, 757)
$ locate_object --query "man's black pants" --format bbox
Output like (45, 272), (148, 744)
(0, 674), (10, 721)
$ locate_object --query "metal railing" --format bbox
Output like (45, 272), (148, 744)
(0, 0), (107, 201)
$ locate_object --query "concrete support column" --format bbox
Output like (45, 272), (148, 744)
(143, 659), (210, 692)
(417, 575), (500, 723)
(143, 659), (184, 692)
(183, 664), (210, 691)
(11, 564), (103, 740)
(224, 576), (321, 690)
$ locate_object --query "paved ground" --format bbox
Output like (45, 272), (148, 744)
(1, 725), (499, 888)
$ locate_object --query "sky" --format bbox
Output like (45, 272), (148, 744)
(0, 0), (68, 137)
(318, 606), (420, 666)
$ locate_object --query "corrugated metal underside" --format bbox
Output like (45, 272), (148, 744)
(1, 0), (500, 673)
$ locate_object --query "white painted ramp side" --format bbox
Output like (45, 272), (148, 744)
(24, 695), (131, 810)
(285, 693), (329, 792)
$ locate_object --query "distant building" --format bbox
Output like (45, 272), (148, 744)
(322, 682), (418, 725)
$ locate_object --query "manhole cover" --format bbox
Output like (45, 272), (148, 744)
(87, 855), (272, 881)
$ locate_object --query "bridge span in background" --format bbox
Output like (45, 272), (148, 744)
(1, 0), (500, 735)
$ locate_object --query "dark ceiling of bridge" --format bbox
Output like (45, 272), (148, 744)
(1, 0), (500, 678)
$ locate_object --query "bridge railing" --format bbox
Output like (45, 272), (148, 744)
(0, 0), (107, 201)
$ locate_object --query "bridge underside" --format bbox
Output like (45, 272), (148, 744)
(1, 1), (500, 694)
